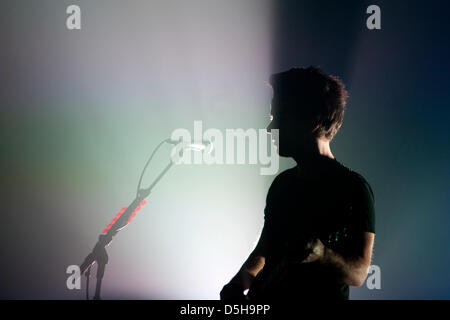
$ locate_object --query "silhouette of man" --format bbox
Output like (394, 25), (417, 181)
(220, 67), (375, 301)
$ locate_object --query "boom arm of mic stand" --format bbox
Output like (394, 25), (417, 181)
(79, 160), (174, 299)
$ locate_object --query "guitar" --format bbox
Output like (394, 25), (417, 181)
(246, 226), (350, 301)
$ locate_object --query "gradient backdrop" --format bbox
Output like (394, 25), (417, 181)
(0, 0), (449, 299)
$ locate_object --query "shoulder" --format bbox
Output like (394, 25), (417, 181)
(348, 170), (375, 204)
(268, 167), (297, 189)
(264, 167), (296, 203)
(331, 161), (375, 202)
(274, 166), (297, 181)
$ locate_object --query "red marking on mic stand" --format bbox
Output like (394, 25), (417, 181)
(102, 200), (147, 234)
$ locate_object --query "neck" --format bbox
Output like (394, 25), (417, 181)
(293, 137), (335, 174)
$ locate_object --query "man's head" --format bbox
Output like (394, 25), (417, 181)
(267, 66), (348, 157)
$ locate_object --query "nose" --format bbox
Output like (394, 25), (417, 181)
(266, 120), (274, 133)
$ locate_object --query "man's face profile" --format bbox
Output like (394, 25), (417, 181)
(267, 98), (317, 158)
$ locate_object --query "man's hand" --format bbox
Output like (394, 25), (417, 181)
(299, 232), (375, 286)
(302, 238), (325, 263)
(220, 224), (268, 301)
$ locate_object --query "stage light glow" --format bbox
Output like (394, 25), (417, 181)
(53, 0), (277, 299)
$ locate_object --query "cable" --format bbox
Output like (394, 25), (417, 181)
(136, 139), (168, 197)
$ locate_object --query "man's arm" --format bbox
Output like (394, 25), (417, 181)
(220, 226), (268, 299)
(302, 231), (375, 287)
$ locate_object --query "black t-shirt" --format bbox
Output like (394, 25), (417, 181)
(255, 156), (375, 300)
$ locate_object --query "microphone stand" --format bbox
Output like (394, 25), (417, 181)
(79, 139), (175, 300)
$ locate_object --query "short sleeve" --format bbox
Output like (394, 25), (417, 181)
(263, 168), (290, 228)
(348, 174), (376, 234)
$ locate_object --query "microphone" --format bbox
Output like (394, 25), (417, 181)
(166, 138), (213, 164)
(165, 138), (213, 152)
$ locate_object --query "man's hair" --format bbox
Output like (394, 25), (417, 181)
(269, 66), (348, 140)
